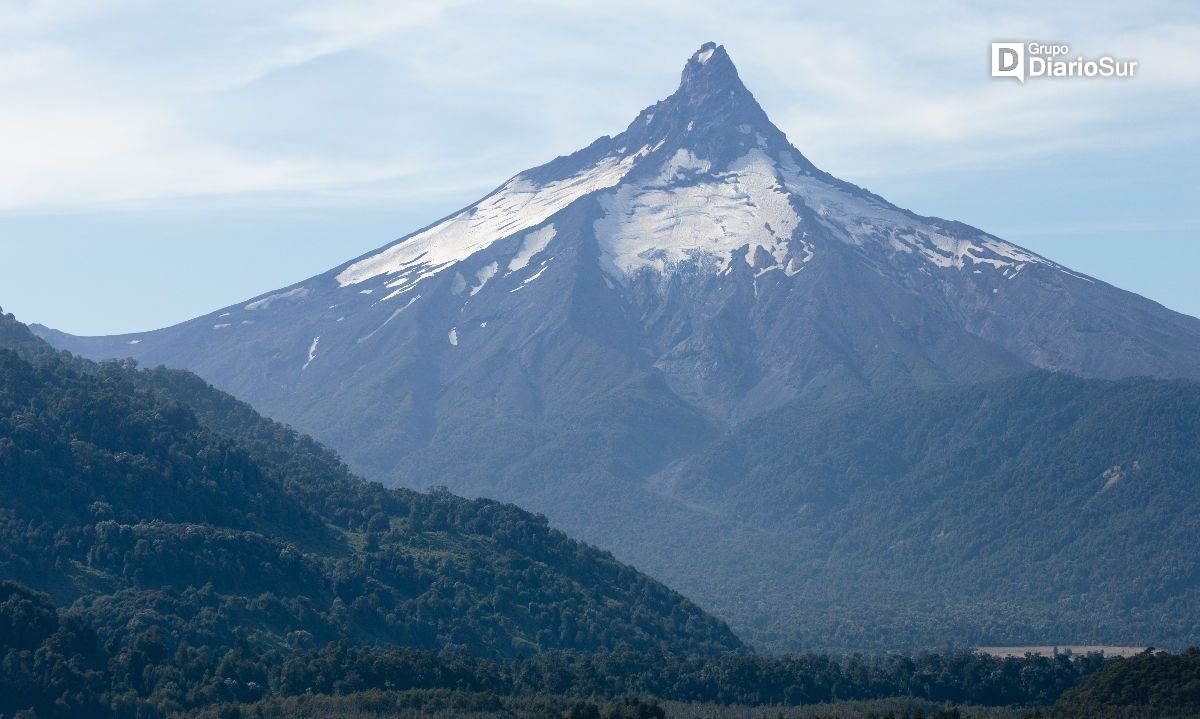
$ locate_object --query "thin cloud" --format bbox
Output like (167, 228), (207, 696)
(0, 0), (1195, 211)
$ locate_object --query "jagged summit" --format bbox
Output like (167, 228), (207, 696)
(678, 42), (743, 97)
(614, 42), (786, 170)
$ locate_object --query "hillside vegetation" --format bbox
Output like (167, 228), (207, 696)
(0, 307), (740, 662)
(660, 371), (1200, 650)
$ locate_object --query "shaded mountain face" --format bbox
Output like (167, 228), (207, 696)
(0, 309), (741, 658)
(34, 44), (1200, 649)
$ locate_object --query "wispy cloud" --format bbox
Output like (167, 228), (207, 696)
(0, 0), (1196, 211)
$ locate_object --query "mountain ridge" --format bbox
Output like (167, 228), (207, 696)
(31, 42), (1200, 650)
(36, 44), (1200, 391)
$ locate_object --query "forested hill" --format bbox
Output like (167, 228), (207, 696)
(0, 307), (741, 659)
(1051, 648), (1200, 717)
(666, 370), (1200, 649)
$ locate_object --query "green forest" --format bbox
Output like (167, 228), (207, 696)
(5, 579), (1198, 719)
(2, 304), (1199, 719)
(0, 578), (1125, 718)
(664, 369), (1200, 651)
(0, 308), (737, 661)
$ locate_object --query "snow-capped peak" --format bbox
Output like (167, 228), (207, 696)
(331, 43), (794, 295)
(332, 42), (1066, 302)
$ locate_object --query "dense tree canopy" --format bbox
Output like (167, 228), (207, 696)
(672, 371), (1200, 650)
(0, 308), (740, 663)
(0, 579), (1118, 719)
(1051, 648), (1200, 717)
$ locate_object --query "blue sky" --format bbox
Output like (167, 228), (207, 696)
(0, 0), (1197, 335)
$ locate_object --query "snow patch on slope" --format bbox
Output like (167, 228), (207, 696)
(335, 155), (635, 294)
(659, 149), (711, 181)
(523, 261), (551, 284)
(302, 336), (320, 370)
(359, 295), (421, 343)
(510, 259), (552, 293)
(594, 149), (808, 279)
(470, 262), (498, 296)
(778, 154), (1059, 278)
(508, 224), (556, 272)
(246, 287), (309, 311)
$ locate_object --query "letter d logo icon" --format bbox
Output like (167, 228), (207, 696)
(991, 42), (1025, 83)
